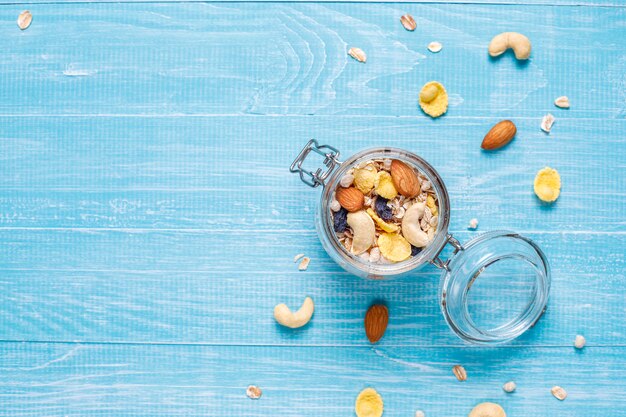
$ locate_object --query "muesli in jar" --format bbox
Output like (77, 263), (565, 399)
(330, 158), (439, 264)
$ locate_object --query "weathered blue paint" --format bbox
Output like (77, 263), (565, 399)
(0, 2), (624, 416)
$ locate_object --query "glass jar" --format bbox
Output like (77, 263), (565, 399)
(291, 140), (550, 344)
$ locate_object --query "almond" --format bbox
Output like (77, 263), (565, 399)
(364, 304), (388, 343)
(335, 187), (364, 212)
(481, 120), (516, 150)
(390, 160), (420, 198)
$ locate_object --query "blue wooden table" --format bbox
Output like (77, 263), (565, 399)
(1, 0), (625, 415)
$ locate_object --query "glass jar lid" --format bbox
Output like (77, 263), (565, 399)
(439, 231), (550, 344)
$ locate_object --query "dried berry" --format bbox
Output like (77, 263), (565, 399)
(374, 197), (393, 221)
(411, 245), (422, 256)
(366, 208), (399, 233)
(333, 208), (348, 233)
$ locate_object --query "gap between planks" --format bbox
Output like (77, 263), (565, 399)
(0, 114), (623, 121)
(0, 0), (623, 7)
(0, 227), (624, 234)
(0, 339), (622, 348)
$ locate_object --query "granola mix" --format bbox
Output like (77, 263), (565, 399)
(330, 158), (439, 264)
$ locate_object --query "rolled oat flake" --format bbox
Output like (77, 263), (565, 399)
(428, 42), (443, 53)
(246, 385), (262, 399)
(17, 10), (32, 30)
(551, 386), (567, 401)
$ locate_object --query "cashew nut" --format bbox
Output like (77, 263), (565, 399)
(273, 297), (314, 329)
(468, 402), (506, 417)
(488, 32), (531, 60)
(347, 210), (375, 255)
(402, 203), (430, 247)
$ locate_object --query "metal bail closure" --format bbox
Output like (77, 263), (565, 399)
(431, 235), (463, 270)
(290, 139), (341, 188)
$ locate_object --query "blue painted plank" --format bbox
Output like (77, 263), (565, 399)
(0, 116), (624, 232)
(0, 0), (623, 415)
(1, 0), (623, 6)
(1, 342), (625, 416)
(0, 230), (623, 346)
(0, 4), (623, 117)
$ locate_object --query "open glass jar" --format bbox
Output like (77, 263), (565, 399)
(291, 140), (550, 344)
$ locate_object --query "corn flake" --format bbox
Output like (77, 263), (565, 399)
(374, 171), (398, 199)
(419, 81), (448, 118)
(366, 208), (399, 233)
(534, 167), (561, 202)
(355, 388), (383, 417)
(378, 233), (411, 262)
(426, 195), (438, 216)
(353, 165), (377, 194)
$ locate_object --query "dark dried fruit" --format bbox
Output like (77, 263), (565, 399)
(374, 197), (393, 221)
(333, 208), (348, 233)
(411, 245), (422, 256)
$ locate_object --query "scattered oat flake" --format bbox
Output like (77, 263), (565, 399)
(298, 257), (311, 271)
(400, 14), (416, 31)
(415, 411), (425, 417)
(503, 381), (517, 393)
(468, 218), (479, 230)
(554, 96), (570, 109)
(293, 253), (305, 263)
(246, 385), (262, 399)
(428, 42), (442, 53)
(17, 10), (32, 30)
(541, 113), (555, 133)
(574, 334), (586, 349)
(452, 365), (467, 381)
(348, 47), (367, 63)
(551, 386), (567, 401)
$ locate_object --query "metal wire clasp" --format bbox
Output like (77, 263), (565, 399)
(290, 139), (341, 188)
(431, 235), (463, 270)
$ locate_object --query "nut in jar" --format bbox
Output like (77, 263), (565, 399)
(291, 140), (551, 344)
(332, 158), (439, 264)
(290, 140), (452, 280)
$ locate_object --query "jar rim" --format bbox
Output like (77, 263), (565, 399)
(318, 147), (451, 278)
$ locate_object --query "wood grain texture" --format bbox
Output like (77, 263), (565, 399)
(1, 0), (623, 6)
(0, 1), (625, 416)
(0, 116), (623, 231)
(1, 342), (625, 416)
(0, 4), (623, 117)
(0, 231), (624, 345)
